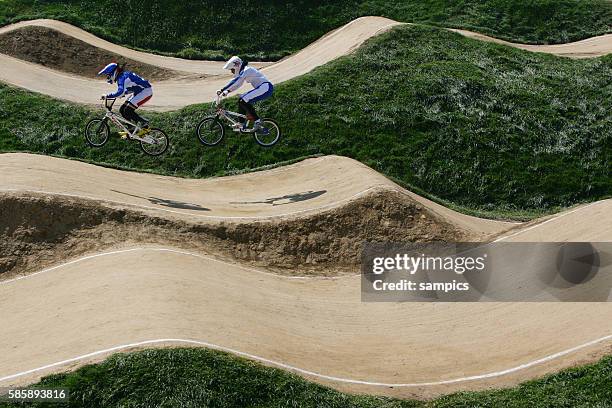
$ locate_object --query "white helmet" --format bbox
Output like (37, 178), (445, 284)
(223, 56), (243, 76)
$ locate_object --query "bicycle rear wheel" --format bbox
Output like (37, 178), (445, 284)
(253, 118), (281, 147)
(85, 118), (110, 147)
(140, 128), (169, 156)
(196, 117), (225, 146)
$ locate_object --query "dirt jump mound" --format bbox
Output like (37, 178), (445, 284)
(0, 189), (468, 278)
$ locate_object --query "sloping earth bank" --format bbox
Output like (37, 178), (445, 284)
(0, 26), (182, 80)
(0, 190), (467, 278)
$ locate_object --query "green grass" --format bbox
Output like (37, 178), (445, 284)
(1, 347), (611, 407)
(0, 0), (610, 60)
(1, 25), (610, 215)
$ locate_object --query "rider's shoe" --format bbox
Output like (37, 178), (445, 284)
(137, 127), (151, 137)
(118, 131), (129, 139)
(239, 122), (255, 133)
(240, 120), (262, 133)
(252, 120), (264, 132)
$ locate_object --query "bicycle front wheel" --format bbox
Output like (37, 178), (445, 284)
(140, 128), (169, 156)
(196, 117), (225, 146)
(254, 118), (281, 147)
(85, 118), (110, 147)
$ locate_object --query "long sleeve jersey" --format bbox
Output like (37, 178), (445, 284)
(107, 71), (152, 99)
(221, 65), (271, 93)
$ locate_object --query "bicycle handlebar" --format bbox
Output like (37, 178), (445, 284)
(102, 95), (126, 110)
(214, 95), (227, 109)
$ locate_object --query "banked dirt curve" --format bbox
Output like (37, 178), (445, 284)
(0, 153), (611, 398)
(0, 153), (511, 231)
(0, 17), (611, 110)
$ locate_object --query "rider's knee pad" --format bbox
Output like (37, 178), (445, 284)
(120, 103), (138, 120)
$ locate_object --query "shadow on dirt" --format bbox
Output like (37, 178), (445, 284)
(110, 190), (210, 211)
(230, 190), (327, 206)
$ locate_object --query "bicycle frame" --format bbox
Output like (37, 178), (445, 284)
(197, 96), (279, 146)
(102, 98), (151, 142)
(214, 96), (248, 131)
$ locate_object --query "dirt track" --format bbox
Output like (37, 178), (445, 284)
(0, 153), (610, 398)
(0, 17), (400, 110)
(0, 248), (610, 399)
(449, 28), (612, 58)
(1, 17), (611, 110)
(1, 16), (611, 399)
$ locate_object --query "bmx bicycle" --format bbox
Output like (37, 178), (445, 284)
(84, 97), (169, 156)
(196, 95), (281, 147)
